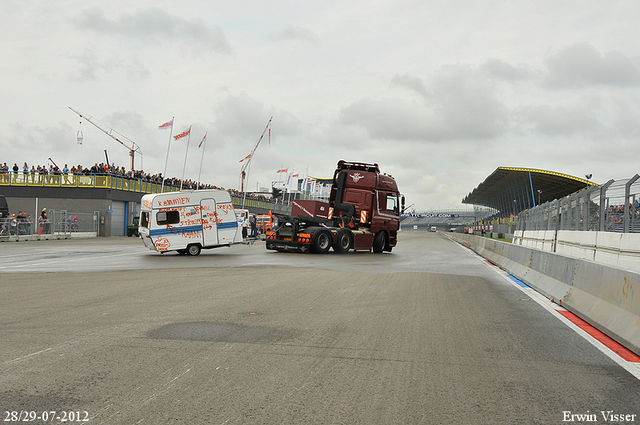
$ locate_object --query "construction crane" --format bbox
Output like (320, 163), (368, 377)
(69, 107), (143, 171)
(239, 116), (272, 208)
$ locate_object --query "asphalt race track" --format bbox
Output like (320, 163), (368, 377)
(1, 232), (639, 424)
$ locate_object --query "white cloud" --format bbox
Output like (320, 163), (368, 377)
(2, 1), (640, 210)
(72, 7), (231, 53)
(544, 42), (640, 88)
(516, 104), (600, 136)
(266, 26), (319, 43)
(340, 64), (508, 142)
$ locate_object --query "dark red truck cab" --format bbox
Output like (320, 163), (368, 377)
(266, 161), (404, 253)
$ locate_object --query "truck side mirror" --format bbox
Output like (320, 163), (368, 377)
(401, 195), (405, 214)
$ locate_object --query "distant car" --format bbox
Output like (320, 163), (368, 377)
(430, 226), (437, 232)
(127, 216), (140, 237)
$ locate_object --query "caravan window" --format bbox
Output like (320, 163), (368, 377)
(141, 212), (149, 228)
(157, 210), (180, 225)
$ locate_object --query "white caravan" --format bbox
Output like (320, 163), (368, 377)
(139, 189), (244, 255)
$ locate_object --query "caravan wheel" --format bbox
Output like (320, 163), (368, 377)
(187, 244), (202, 256)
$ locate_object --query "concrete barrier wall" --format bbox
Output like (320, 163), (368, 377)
(525, 250), (576, 303)
(513, 230), (523, 245)
(517, 230), (640, 274)
(517, 230), (557, 251)
(619, 234), (640, 272)
(594, 232), (622, 267)
(450, 232), (640, 356)
(564, 261), (640, 355)
(556, 230), (597, 261)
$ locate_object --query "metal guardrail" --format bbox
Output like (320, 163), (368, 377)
(515, 174), (640, 233)
(49, 210), (100, 235)
(0, 217), (35, 237)
(0, 211), (99, 238)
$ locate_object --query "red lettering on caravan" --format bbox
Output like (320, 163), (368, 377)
(154, 237), (171, 251)
(218, 204), (234, 215)
(158, 197), (191, 207)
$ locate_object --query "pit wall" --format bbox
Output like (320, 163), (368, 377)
(513, 230), (640, 274)
(450, 232), (640, 356)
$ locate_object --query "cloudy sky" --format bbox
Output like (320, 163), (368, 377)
(2, 1), (639, 211)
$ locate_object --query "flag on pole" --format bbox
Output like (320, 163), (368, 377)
(174, 126), (191, 141)
(285, 172), (293, 188)
(198, 132), (206, 148)
(159, 119), (174, 130)
(308, 178), (317, 194)
(276, 168), (288, 173)
(239, 154), (251, 163)
(302, 177), (314, 192)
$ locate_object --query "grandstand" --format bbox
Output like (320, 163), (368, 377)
(462, 167), (596, 217)
(457, 167), (599, 237)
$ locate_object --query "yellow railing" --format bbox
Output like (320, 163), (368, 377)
(0, 172), (287, 211)
(0, 172), (180, 194)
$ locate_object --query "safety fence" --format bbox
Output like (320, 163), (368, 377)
(0, 211), (98, 239)
(515, 174), (640, 233)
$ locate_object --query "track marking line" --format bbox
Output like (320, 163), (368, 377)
(455, 241), (640, 380)
(0, 251), (135, 270)
(4, 348), (52, 364)
(556, 310), (640, 363)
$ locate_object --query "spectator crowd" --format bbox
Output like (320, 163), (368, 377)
(0, 159), (291, 237)
(0, 161), (291, 200)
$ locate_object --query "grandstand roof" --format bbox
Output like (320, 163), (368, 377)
(462, 167), (598, 215)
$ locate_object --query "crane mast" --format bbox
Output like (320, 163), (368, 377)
(240, 116), (272, 208)
(69, 107), (143, 171)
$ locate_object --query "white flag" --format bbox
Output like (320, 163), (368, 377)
(309, 179), (317, 194)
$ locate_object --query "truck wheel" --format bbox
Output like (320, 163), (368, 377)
(312, 230), (332, 254)
(333, 228), (352, 254)
(373, 231), (386, 253)
(187, 244), (201, 256)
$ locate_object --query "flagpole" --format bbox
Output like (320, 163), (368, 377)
(286, 170), (293, 203)
(161, 117), (174, 193)
(197, 132), (207, 189)
(180, 126), (192, 191)
(239, 116), (273, 210)
(242, 160), (251, 210)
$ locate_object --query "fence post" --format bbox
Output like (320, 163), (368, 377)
(624, 174), (640, 233)
(94, 211), (100, 236)
(598, 179), (615, 232)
